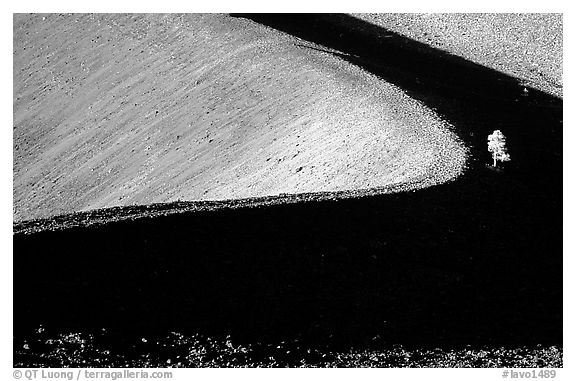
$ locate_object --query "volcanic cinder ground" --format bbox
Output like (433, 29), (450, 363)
(355, 13), (563, 98)
(13, 13), (468, 222)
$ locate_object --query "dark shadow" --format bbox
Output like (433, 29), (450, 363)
(233, 14), (562, 106)
(14, 174), (562, 351)
(234, 14), (562, 188)
(14, 14), (562, 361)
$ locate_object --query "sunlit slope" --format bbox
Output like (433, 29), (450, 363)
(355, 13), (562, 98)
(13, 14), (467, 222)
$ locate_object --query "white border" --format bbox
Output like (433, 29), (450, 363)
(4, 1), (571, 380)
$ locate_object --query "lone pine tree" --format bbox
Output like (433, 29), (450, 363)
(488, 130), (511, 167)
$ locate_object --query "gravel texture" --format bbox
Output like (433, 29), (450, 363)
(13, 13), (467, 222)
(13, 14), (561, 369)
(14, 331), (562, 368)
(355, 13), (563, 98)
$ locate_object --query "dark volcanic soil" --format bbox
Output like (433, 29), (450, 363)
(13, 14), (562, 367)
(355, 13), (563, 98)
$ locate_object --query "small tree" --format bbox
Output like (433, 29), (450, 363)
(487, 130), (511, 167)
